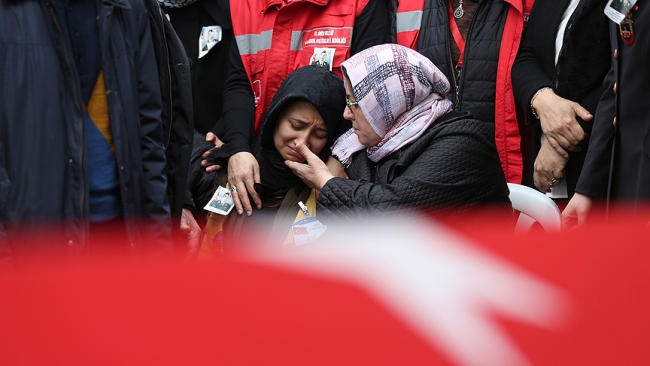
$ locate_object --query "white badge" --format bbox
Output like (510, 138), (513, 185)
(204, 185), (235, 215)
(309, 47), (335, 72)
(198, 25), (222, 58)
(291, 217), (327, 246)
(604, 0), (637, 24)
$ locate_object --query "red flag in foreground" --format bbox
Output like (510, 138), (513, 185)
(0, 209), (649, 365)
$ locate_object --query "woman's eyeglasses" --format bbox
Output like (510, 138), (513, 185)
(346, 95), (359, 112)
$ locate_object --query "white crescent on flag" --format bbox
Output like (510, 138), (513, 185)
(254, 216), (572, 366)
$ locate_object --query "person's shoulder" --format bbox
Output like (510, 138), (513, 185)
(405, 112), (492, 149)
(439, 114), (492, 134)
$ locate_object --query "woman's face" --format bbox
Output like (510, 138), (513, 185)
(343, 77), (382, 146)
(274, 100), (328, 163)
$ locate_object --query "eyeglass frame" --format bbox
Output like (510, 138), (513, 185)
(345, 95), (359, 112)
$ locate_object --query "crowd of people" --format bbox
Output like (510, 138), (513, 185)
(0, 0), (646, 261)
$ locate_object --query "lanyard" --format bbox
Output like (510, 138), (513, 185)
(447, 0), (466, 69)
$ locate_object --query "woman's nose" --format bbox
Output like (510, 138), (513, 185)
(294, 134), (310, 149)
(343, 106), (354, 121)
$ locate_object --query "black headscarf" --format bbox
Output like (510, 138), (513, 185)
(255, 66), (350, 205)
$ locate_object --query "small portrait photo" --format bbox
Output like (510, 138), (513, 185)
(309, 48), (335, 71)
(198, 25), (222, 59)
(204, 186), (235, 215)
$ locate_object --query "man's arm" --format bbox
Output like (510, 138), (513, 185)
(511, 6), (588, 157)
(205, 37), (261, 216)
(208, 40), (255, 162)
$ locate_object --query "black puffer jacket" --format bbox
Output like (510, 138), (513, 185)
(415, 0), (509, 123)
(317, 112), (511, 220)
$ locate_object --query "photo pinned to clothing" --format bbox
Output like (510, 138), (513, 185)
(204, 185), (235, 215)
(199, 25), (222, 58)
(309, 48), (335, 71)
(604, 0), (637, 23)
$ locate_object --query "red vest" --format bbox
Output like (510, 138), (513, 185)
(394, 0), (534, 184)
(231, 0), (369, 135)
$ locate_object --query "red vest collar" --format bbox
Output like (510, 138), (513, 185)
(502, 0), (525, 15)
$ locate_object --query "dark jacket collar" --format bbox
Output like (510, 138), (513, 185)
(100, 0), (130, 9)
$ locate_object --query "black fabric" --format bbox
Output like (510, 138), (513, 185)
(145, 0), (194, 225)
(317, 112), (512, 220)
(577, 5), (650, 205)
(187, 130), (218, 209)
(414, 0), (508, 123)
(165, 0), (233, 135)
(210, 0), (391, 163)
(511, 0), (610, 197)
(0, 0), (172, 256)
(512, 0), (610, 129)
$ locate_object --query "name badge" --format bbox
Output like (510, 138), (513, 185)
(291, 217), (327, 246)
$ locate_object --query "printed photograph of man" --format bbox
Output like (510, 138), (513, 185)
(310, 48), (333, 71)
(208, 191), (232, 213)
(198, 26), (222, 58)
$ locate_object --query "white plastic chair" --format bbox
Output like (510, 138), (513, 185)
(507, 183), (561, 233)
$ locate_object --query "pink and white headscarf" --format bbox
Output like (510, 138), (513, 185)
(331, 44), (453, 166)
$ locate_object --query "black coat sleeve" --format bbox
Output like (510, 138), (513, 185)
(135, 4), (174, 248)
(511, 2), (555, 127)
(0, 161), (12, 264)
(186, 131), (220, 211)
(350, 0), (391, 55)
(209, 39), (256, 165)
(574, 60), (617, 198)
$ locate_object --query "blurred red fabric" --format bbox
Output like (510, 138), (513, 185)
(1, 206), (649, 365)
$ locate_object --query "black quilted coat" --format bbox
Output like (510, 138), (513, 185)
(317, 112), (511, 220)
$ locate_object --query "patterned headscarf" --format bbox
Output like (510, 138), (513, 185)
(331, 44), (453, 166)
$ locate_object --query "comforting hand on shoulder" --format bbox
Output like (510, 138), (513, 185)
(228, 151), (262, 216)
